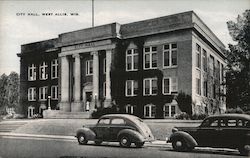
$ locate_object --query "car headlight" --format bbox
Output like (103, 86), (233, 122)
(172, 128), (178, 133)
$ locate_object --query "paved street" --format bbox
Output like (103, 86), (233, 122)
(0, 136), (243, 158)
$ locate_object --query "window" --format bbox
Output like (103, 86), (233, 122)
(216, 60), (220, 79)
(51, 85), (58, 100)
(228, 119), (237, 127)
(39, 86), (48, 101)
(125, 104), (134, 114)
(163, 77), (178, 95)
(220, 64), (224, 83)
(28, 87), (36, 101)
(51, 59), (58, 79)
(28, 64), (36, 81)
(202, 49), (207, 72)
(40, 61), (48, 80)
(126, 49), (138, 71)
(196, 44), (201, 69)
(203, 81), (208, 97)
(144, 78), (157, 95)
(163, 104), (176, 117)
(126, 80), (138, 96)
(98, 118), (110, 125)
(86, 60), (93, 75)
(144, 104), (156, 118)
(144, 46), (157, 69)
(103, 82), (106, 97)
(171, 77), (178, 93)
(28, 106), (35, 118)
(210, 119), (219, 127)
(103, 58), (106, 74)
(213, 83), (216, 99)
(163, 78), (170, 94)
(209, 55), (215, 76)
(163, 43), (177, 67)
(196, 78), (201, 95)
(111, 118), (125, 125)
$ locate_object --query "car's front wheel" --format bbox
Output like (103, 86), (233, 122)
(119, 135), (131, 148)
(172, 138), (188, 151)
(77, 133), (88, 145)
(239, 144), (250, 156)
(135, 142), (144, 148)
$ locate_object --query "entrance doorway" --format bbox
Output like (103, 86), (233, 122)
(85, 92), (92, 111)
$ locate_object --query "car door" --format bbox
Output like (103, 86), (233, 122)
(93, 118), (110, 140)
(195, 118), (221, 147)
(108, 118), (127, 141)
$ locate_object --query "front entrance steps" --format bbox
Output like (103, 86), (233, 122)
(43, 110), (91, 119)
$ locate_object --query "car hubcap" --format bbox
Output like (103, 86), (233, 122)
(122, 138), (128, 144)
(79, 136), (85, 142)
(244, 145), (250, 150)
(176, 141), (182, 147)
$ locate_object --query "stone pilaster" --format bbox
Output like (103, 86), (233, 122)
(71, 54), (83, 112)
(60, 56), (70, 112)
(92, 51), (99, 109)
(104, 49), (112, 108)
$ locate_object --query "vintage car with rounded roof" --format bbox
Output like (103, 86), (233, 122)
(167, 114), (250, 156)
(76, 114), (154, 148)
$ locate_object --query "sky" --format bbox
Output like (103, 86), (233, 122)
(0, 0), (249, 75)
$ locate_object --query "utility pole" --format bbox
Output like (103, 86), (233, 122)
(92, 0), (94, 27)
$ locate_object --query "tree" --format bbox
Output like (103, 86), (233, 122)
(7, 72), (19, 108)
(176, 92), (192, 116)
(0, 74), (9, 114)
(0, 72), (20, 114)
(226, 10), (250, 111)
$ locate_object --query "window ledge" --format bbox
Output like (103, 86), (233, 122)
(163, 66), (178, 69)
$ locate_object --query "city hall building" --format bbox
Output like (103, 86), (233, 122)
(18, 11), (226, 118)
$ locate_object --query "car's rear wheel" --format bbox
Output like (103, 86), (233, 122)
(77, 133), (88, 145)
(172, 138), (188, 151)
(119, 135), (131, 148)
(135, 142), (145, 148)
(239, 144), (250, 156)
(94, 140), (102, 145)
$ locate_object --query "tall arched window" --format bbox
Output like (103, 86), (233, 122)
(144, 104), (156, 118)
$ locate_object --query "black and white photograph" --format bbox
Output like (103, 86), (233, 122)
(0, 0), (250, 157)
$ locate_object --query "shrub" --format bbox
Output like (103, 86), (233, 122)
(31, 114), (43, 119)
(13, 114), (25, 119)
(176, 92), (192, 116)
(174, 112), (190, 120)
(226, 107), (244, 114)
(91, 105), (118, 118)
(191, 113), (208, 120)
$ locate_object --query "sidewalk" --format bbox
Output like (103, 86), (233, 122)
(0, 132), (169, 148)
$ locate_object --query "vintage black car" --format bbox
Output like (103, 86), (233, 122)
(76, 114), (154, 148)
(167, 114), (250, 155)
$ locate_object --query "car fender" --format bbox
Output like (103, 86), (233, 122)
(76, 127), (96, 140)
(118, 129), (144, 143)
(169, 131), (198, 148)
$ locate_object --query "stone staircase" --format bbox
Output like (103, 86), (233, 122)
(43, 110), (91, 119)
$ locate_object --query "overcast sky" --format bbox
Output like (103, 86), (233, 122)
(0, 0), (249, 75)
